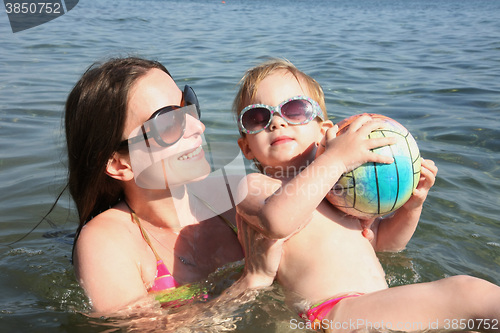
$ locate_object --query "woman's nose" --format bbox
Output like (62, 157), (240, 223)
(184, 113), (205, 137)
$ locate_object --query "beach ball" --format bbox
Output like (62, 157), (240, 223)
(320, 114), (421, 219)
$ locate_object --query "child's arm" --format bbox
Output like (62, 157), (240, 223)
(237, 116), (396, 239)
(371, 158), (438, 251)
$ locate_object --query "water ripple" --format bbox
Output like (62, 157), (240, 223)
(1, 0), (500, 331)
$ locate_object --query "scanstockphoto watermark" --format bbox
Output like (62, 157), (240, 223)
(3, 0), (79, 33)
(290, 318), (499, 331)
(290, 318), (428, 331)
(248, 163), (366, 199)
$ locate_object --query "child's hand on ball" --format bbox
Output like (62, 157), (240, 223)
(321, 116), (396, 174)
(401, 158), (438, 211)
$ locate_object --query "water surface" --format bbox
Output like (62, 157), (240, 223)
(1, 0), (499, 331)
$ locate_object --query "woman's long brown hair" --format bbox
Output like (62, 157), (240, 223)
(64, 57), (170, 249)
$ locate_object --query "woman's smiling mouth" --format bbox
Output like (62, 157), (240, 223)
(178, 145), (203, 160)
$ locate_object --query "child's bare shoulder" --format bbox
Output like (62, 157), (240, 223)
(244, 172), (282, 196)
(243, 172), (279, 184)
(236, 173), (283, 210)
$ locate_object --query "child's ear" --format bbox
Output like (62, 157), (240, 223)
(238, 136), (255, 161)
(319, 120), (335, 136)
(106, 152), (134, 181)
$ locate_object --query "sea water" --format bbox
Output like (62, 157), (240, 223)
(1, 0), (499, 331)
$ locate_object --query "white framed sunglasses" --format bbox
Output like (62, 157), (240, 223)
(238, 96), (324, 134)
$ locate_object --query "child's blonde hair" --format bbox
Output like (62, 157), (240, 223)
(232, 58), (328, 123)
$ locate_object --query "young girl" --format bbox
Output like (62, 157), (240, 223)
(233, 59), (500, 332)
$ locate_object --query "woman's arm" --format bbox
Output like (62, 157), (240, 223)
(73, 217), (149, 314)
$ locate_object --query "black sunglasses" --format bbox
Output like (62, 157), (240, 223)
(119, 85), (200, 148)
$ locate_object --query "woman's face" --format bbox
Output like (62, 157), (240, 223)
(124, 68), (210, 189)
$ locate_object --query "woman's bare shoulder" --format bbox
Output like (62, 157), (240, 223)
(75, 205), (137, 259)
(73, 206), (150, 313)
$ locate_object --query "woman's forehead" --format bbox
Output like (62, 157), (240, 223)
(128, 69), (181, 112)
(125, 69), (182, 133)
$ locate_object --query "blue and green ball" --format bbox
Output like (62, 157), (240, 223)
(322, 114), (421, 219)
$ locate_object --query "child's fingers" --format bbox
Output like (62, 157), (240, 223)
(421, 158), (438, 176)
(363, 137), (397, 165)
(417, 164), (436, 190)
(369, 152), (394, 164)
(402, 159), (437, 209)
(414, 159), (438, 189)
(366, 136), (397, 150)
(420, 162), (436, 180)
(344, 115), (373, 132)
(410, 162), (438, 205)
(325, 125), (338, 140)
(362, 228), (375, 242)
(356, 119), (391, 137)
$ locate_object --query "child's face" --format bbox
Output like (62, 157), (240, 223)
(238, 70), (332, 175)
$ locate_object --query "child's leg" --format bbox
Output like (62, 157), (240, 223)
(324, 275), (500, 333)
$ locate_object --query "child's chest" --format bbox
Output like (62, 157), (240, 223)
(277, 203), (387, 300)
(282, 207), (366, 258)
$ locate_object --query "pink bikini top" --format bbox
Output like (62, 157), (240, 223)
(125, 199), (237, 294)
(126, 205), (179, 292)
(149, 259), (179, 292)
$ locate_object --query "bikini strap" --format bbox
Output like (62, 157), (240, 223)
(123, 200), (162, 263)
(191, 193), (238, 234)
(123, 194), (237, 252)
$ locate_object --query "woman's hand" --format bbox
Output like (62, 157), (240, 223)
(236, 215), (284, 288)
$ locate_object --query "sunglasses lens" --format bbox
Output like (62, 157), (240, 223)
(183, 85), (200, 118)
(242, 107), (271, 133)
(185, 105), (199, 119)
(281, 99), (314, 123)
(154, 108), (185, 145)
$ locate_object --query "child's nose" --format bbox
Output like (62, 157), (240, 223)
(269, 113), (288, 131)
(184, 113), (205, 137)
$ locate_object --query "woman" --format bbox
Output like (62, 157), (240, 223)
(66, 57), (282, 314)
